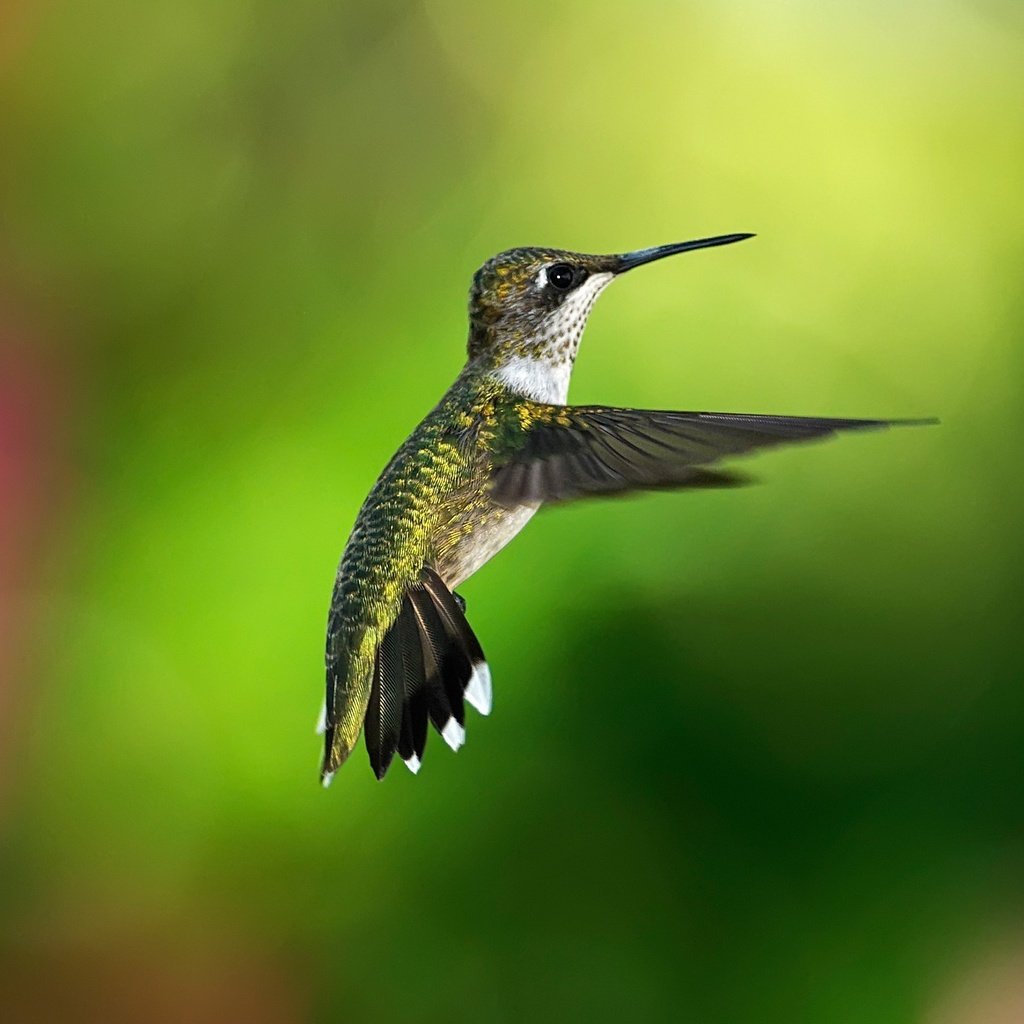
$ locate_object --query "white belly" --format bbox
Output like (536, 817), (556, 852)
(444, 504), (539, 588)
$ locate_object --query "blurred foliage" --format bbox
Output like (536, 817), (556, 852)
(1, 1), (1023, 1021)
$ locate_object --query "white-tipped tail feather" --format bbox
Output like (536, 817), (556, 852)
(328, 566), (490, 781)
(441, 718), (466, 751)
(465, 662), (493, 716)
(315, 701), (327, 736)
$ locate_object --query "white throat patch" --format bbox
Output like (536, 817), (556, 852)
(493, 271), (613, 403)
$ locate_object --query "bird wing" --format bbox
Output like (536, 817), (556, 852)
(489, 404), (932, 507)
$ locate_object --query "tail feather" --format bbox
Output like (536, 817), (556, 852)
(364, 618), (404, 779)
(337, 566), (491, 781)
(397, 687), (429, 774)
(396, 603), (429, 773)
(419, 590), (470, 733)
(408, 589), (459, 738)
(422, 570), (492, 716)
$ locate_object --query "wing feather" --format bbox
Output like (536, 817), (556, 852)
(491, 405), (933, 506)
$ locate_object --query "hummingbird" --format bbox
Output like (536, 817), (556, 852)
(320, 233), (930, 783)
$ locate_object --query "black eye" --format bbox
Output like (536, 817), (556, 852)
(547, 263), (575, 290)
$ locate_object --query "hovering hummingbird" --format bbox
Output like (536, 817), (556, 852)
(320, 234), (930, 783)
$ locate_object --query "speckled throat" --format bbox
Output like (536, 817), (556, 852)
(488, 270), (614, 403)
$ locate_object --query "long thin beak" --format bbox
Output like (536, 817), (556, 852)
(614, 233), (754, 273)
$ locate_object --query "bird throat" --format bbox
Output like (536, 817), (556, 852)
(492, 271), (614, 403)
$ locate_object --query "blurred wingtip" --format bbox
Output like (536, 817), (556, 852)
(893, 417), (940, 427)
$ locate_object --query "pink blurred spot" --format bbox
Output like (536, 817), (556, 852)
(0, 319), (69, 809)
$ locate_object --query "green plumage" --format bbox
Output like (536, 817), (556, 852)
(324, 370), (518, 774)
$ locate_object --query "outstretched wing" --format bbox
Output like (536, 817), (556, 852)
(352, 566), (491, 781)
(489, 405), (933, 507)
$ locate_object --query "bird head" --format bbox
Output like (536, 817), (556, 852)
(466, 234), (753, 402)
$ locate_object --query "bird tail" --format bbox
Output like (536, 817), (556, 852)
(320, 566), (491, 783)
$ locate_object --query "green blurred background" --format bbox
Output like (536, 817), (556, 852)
(1, 1), (1023, 1021)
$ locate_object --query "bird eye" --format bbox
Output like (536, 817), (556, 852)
(547, 263), (576, 290)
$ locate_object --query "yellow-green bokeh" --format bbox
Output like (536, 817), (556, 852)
(2, 2), (1023, 1021)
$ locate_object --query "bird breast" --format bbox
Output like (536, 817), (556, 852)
(440, 502), (539, 589)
